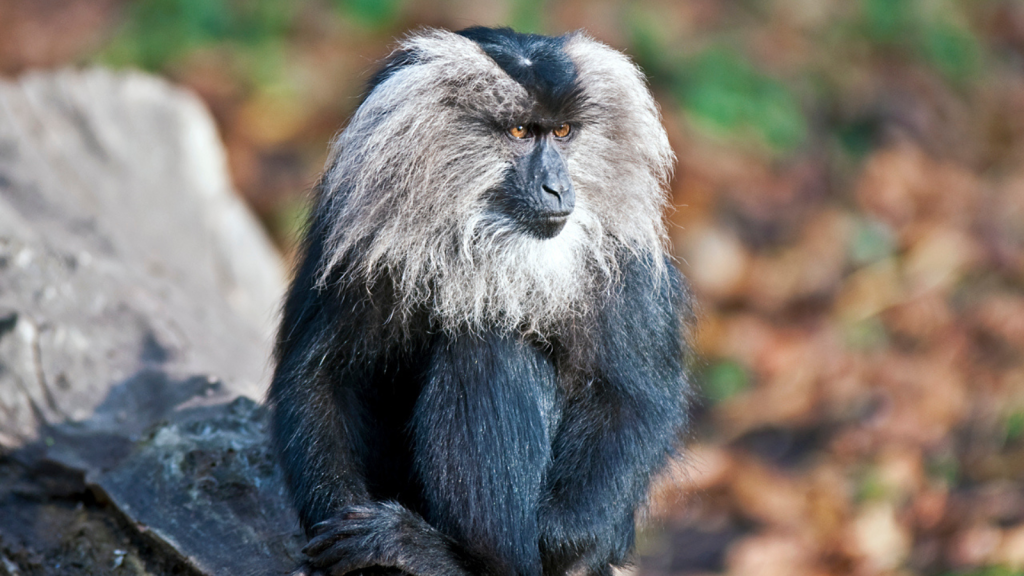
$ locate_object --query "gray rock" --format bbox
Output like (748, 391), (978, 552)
(94, 398), (305, 576)
(0, 69), (303, 575)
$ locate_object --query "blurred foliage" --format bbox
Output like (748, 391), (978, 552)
(860, 0), (916, 44)
(860, 0), (983, 83)
(96, 0), (989, 159)
(629, 15), (808, 153)
(944, 568), (1024, 576)
(676, 48), (808, 151)
(842, 317), (890, 351)
(509, 0), (548, 34)
(266, 196), (313, 254)
(855, 469), (891, 503)
(102, 0), (296, 71)
(849, 218), (897, 266)
(100, 0), (406, 83)
(703, 360), (751, 404)
(1007, 412), (1024, 444)
(926, 451), (960, 486)
(332, 0), (406, 30)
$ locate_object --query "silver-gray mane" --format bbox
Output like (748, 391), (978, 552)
(317, 29), (675, 335)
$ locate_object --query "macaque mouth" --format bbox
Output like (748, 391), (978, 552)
(532, 210), (571, 238)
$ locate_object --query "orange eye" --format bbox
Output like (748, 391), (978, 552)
(553, 123), (571, 138)
(509, 125), (529, 139)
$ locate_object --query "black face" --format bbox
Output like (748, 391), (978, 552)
(491, 122), (575, 239)
(364, 27), (584, 240)
(458, 27), (582, 239)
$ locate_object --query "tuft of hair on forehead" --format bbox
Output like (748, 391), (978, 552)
(456, 27), (581, 118)
(314, 27), (675, 337)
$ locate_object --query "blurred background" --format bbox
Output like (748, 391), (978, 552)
(2, 0), (1024, 574)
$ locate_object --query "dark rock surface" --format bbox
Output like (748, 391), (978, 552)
(94, 398), (304, 576)
(0, 69), (302, 575)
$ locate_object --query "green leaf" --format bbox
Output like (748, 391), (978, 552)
(100, 0), (298, 71)
(849, 218), (896, 266)
(333, 0), (404, 30)
(861, 0), (915, 43)
(855, 469), (887, 502)
(837, 119), (880, 159)
(920, 20), (981, 82)
(843, 317), (889, 350)
(509, 0), (547, 34)
(925, 451), (959, 486)
(941, 566), (1024, 576)
(1005, 411), (1024, 443)
(676, 49), (807, 152)
(702, 360), (750, 403)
